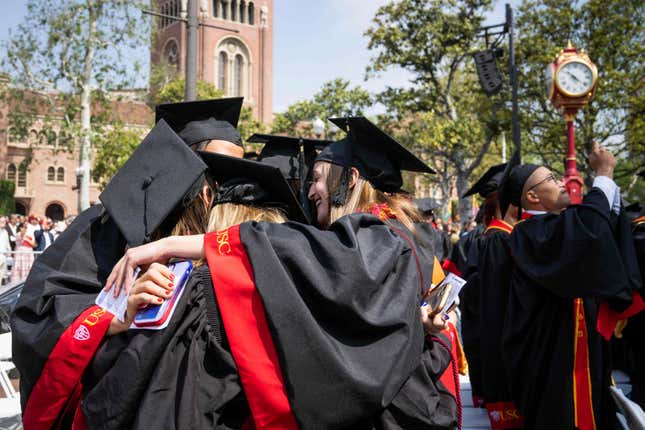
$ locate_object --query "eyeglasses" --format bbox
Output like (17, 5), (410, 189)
(527, 173), (560, 192)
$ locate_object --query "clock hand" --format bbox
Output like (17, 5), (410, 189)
(568, 72), (581, 83)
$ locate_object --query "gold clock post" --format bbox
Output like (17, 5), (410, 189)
(547, 41), (598, 204)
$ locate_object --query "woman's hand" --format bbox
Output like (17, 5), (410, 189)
(421, 304), (449, 335)
(105, 235), (205, 298)
(105, 239), (170, 298)
(107, 263), (175, 336)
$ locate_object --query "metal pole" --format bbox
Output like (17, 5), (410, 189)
(564, 109), (584, 204)
(507, 4), (521, 161)
(501, 131), (507, 163)
(185, 0), (198, 101)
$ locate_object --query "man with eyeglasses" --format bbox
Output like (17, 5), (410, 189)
(498, 143), (644, 430)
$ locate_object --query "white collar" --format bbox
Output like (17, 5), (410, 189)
(525, 209), (547, 215)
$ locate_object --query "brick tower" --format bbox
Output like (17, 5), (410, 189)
(151, 0), (274, 123)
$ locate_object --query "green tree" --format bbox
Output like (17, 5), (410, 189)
(0, 181), (16, 215)
(92, 124), (142, 188)
(272, 78), (372, 138)
(150, 76), (225, 107)
(2, 0), (147, 212)
(364, 0), (501, 221)
(515, 0), (644, 202)
(151, 77), (267, 145)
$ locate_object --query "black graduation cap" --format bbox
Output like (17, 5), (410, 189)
(415, 198), (440, 216)
(462, 163), (507, 198)
(249, 133), (332, 222)
(248, 133), (333, 181)
(316, 117), (435, 203)
(197, 151), (309, 224)
(155, 97), (244, 147)
(100, 119), (208, 246)
(498, 148), (539, 217)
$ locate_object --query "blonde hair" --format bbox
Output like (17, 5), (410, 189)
(208, 203), (287, 232)
(320, 162), (422, 233)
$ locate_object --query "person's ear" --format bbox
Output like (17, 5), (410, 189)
(525, 189), (540, 205)
(201, 183), (213, 208)
(349, 167), (360, 188)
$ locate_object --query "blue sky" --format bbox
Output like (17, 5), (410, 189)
(0, 0), (516, 113)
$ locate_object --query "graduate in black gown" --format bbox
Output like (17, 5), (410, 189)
(501, 144), (643, 430)
(415, 198), (453, 264)
(619, 170), (645, 408)
(11, 121), (210, 429)
(11, 98), (248, 429)
(103, 117), (460, 429)
(455, 164), (507, 410)
(473, 159), (523, 428)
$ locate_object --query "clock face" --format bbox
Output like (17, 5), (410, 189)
(545, 64), (554, 99)
(555, 60), (595, 97)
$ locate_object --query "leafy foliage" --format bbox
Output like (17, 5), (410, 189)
(365, 0), (497, 221)
(91, 124), (143, 187)
(515, 0), (644, 201)
(272, 78), (372, 138)
(0, 181), (16, 215)
(1, 0), (148, 209)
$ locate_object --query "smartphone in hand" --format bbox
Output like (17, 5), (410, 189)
(133, 260), (193, 328)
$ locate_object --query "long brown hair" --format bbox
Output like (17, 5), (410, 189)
(321, 162), (422, 232)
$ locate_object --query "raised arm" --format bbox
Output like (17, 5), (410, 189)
(105, 234), (205, 297)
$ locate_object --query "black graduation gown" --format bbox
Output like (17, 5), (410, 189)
(214, 214), (458, 429)
(443, 224), (485, 276)
(81, 265), (250, 430)
(11, 204), (127, 425)
(620, 214), (645, 407)
(416, 223), (453, 263)
(502, 188), (642, 430)
(476, 220), (523, 425)
(457, 231), (486, 405)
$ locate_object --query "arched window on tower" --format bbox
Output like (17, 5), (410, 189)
(248, 2), (254, 25)
(28, 129), (38, 145)
(18, 164), (27, 187)
(231, 0), (238, 21)
(217, 38), (250, 98)
(164, 39), (179, 68)
(161, 3), (166, 27)
(233, 55), (243, 96)
(213, 0), (219, 17)
(57, 167), (65, 182)
(47, 166), (55, 182)
(7, 164), (16, 182)
(218, 51), (228, 92)
(239, 0), (246, 23)
(222, 1), (228, 20)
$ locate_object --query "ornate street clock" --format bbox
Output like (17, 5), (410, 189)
(546, 41), (599, 204)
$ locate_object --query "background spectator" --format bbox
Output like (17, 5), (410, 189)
(0, 217), (10, 285)
(34, 218), (54, 252)
(11, 222), (35, 283)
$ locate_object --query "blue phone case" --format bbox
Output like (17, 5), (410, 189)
(134, 260), (193, 325)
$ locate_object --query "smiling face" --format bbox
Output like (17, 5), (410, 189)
(307, 162), (331, 228)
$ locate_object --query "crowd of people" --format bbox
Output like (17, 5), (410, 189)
(7, 97), (644, 430)
(0, 214), (74, 285)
